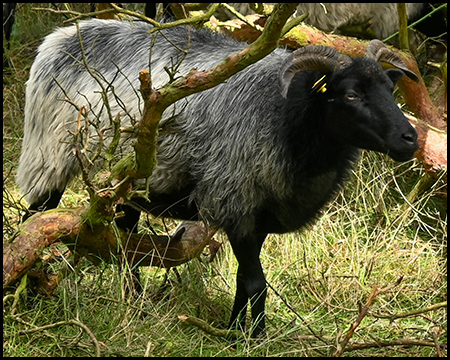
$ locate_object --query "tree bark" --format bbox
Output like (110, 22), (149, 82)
(3, 210), (219, 289)
(3, 208), (83, 289)
(406, 114), (447, 178)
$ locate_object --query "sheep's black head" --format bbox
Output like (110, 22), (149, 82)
(279, 40), (419, 162)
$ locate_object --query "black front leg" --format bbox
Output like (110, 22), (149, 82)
(229, 265), (249, 332)
(115, 203), (141, 234)
(228, 232), (268, 338)
(115, 203), (142, 293)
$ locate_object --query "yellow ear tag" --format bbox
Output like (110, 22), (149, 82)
(312, 75), (327, 93)
(317, 83), (327, 93)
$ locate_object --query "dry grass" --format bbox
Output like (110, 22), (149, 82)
(3, 4), (447, 357)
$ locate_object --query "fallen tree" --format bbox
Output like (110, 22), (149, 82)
(3, 207), (219, 289)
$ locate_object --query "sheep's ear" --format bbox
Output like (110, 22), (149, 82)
(385, 69), (404, 85)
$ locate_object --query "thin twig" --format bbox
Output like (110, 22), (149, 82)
(266, 280), (329, 345)
(384, 3), (447, 42)
(9, 315), (101, 357)
(430, 329), (444, 357)
(147, 3), (222, 34)
(219, 3), (265, 33)
(371, 301), (447, 320)
(297, 334), (441, 353)
(332, 276), (404, 357)
(281, 12), (308, 37)
(3, 273), (28, 315)
(177, 314), (243, 339)
(344, 339), (437, 351)
(32, 7), (116, 23)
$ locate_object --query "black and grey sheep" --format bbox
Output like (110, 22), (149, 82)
(17, 19), (418, 337)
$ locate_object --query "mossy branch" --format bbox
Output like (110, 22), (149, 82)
(397, 3), (409, 51)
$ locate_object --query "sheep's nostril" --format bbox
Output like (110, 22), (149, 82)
(401, 132), (417, 146)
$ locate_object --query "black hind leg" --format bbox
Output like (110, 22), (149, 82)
(115, 204), (143, 293)
(115, 203), (141, 233)
(228, 232), (268, 338)
(22, 189), (65, 222)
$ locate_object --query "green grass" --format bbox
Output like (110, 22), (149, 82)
(3, 3), (447, 357)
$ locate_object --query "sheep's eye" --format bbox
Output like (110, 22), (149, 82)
(346, 92), (358, 100)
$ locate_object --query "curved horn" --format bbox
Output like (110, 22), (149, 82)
(365, 39), (419, 82)
(279, 46), (352, 98)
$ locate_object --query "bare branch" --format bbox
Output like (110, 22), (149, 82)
(8, 315), (102, 357)
(177, 314), (243, 339)
(332, 277), (404, 356)
(371, 301), (447, 320)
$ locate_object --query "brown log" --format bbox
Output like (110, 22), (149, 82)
(3, 208), (83, 289)
(3, 209), (219, 289)
(94, 3), (115, 20)
(397, 56), (446, 131)
(407, 114), (447, 176)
